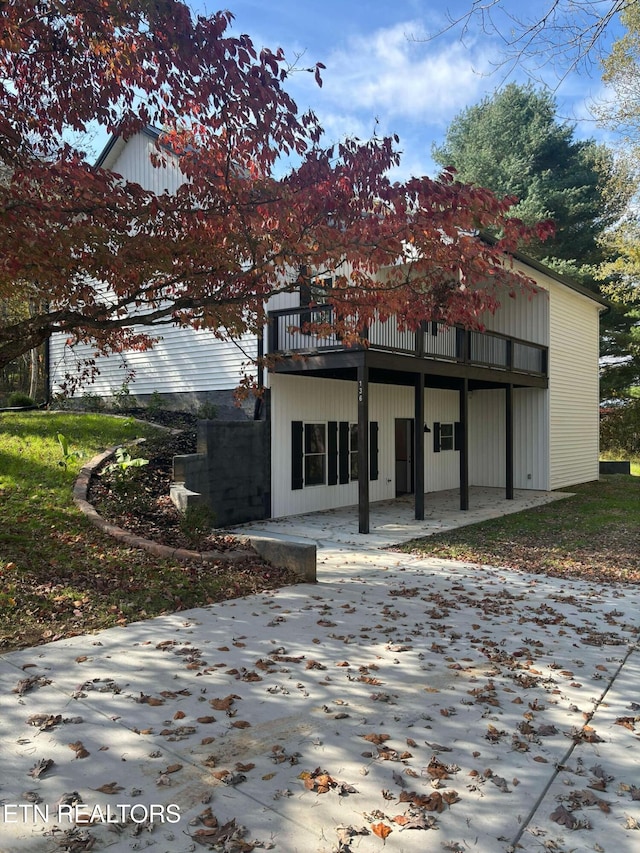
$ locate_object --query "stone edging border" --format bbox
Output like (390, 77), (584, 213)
(73, 447), (257, 564)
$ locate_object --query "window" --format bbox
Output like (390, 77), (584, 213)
(292, 420), (379, 490)
(439, 423), (454, 451)
(433, 421), (461, 452)
(304, 423), (326, 485)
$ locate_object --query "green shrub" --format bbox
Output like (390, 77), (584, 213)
(196, 401), (218, 420)
(56, 432), (81, 469)
(7, 391), (35, 407)
(80, 392), (105, 412)
(102, 447), (149, 497)
(146, 390), (163, 417)
(110, 381), (132, 411)
(179, 504), (217, 544)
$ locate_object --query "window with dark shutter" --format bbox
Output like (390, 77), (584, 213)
(338, 421), (350, 484)
(291, 421), (303, 489)
(440, 423), (454, 450)
(304, 423), (326, 485)
(370, 421), (379, 480)
(454, 421), (463, 451)
(327, 421), (338, 485)
(434, 421), (457, 452)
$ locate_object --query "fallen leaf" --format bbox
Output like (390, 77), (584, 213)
(27, 713), (62, 731)
(209, 695), (239, 711)
(13, 675), (51, 695)
(362, 733), (390, 745)
(550, 804), (579, 829)
(28, 759), (54, 779)
(92, 782), (124, 795)
(137, 693), (164, 706)
(68, 741), (90, 759)
(371, 822), (392, 839)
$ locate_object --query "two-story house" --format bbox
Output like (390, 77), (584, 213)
(48, 128), (606, 532)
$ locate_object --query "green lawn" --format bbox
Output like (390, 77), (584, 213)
(397, 473), (639, 584)
(0, 412), (289, 653)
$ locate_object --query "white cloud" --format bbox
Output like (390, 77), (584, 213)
(319, 21), (495, 126)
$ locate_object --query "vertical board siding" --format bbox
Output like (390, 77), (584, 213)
(514, 388), (549, 490)
(468, 387), (548, 490)
(424, 390), (461, 493)
(480, 279), (549, 345)
(270, 375), (463, 518)
(104, 133), (183, 194)
(548, 282), (601, 489)
(469, 390), (506, 488)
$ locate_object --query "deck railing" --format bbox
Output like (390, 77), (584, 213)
(267, 305), (548, 377)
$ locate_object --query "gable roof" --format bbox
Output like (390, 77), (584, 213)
(94, 125), (161, 171)
(93, 128), (609, 314)
(480, 233), (609, 311)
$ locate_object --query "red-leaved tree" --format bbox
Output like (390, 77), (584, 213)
(0, 0), (553, 378)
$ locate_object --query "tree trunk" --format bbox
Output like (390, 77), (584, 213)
(29, 346), (38, 399)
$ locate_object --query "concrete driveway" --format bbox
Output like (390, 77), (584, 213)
(1, 488), (638, 852)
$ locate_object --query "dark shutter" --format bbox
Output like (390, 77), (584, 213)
(291, 421), (303, 490)
(338, 421), (350, 484)
(369, 421), (379, 481)
(327, 421), (338, 485)
(433, 421), (441, 453)
(454, 421), (463, 451)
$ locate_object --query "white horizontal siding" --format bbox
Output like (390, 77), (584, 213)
(50, 130), (258, 398)
(548, 282), (601, 489)
(49, 328), (257, 396)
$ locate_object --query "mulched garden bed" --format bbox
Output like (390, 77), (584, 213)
(87, 409), (241, 553)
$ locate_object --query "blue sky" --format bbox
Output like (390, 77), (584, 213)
(190, 0), (624, 180)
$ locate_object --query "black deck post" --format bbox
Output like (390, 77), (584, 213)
(459, 379), (469, 510)
(357, 363), (370, 534)
(506, 383), (514, 499)
(414, 372), (425, 520)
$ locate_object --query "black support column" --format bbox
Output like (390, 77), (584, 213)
(506, 383), (514, 500)
(459, 379), (469, 510)
(357, 364), (370, 534)
(414, 373), (425, 520)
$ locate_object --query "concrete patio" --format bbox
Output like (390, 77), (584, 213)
(234, 485), (573, 549)
(1, 486), (638, 853)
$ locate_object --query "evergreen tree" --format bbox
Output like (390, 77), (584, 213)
(433, 83), (626, 275)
